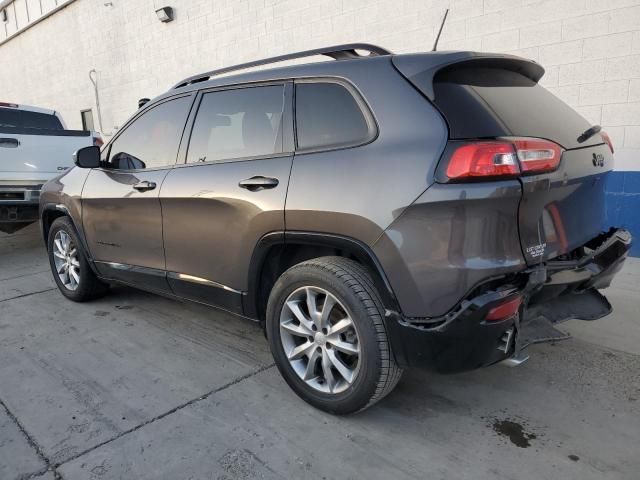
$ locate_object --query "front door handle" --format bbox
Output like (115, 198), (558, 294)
(238, 176), (279, 192)
(133, 180), (157, 192)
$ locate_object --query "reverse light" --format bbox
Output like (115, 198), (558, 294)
(514, 138), (562, 174)
(600, 131), (614, 154)
(486, 296), (522, 322)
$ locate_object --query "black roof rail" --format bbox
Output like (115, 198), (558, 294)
(172, 43), (393, 89)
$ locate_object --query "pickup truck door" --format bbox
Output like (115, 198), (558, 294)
(160, 83), (293, 313)
(82, 95), (194, 292)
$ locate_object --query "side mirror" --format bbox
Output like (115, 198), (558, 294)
(73, 146), (101, 168)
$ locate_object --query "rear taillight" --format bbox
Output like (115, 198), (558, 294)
(446, 142), (519, 179)
(444, 138), (563, 181)
(486, 296), (521, 322)
(600, 131), (614, 154)
(0, 101), (19, 108)
(513, 138), (562, 174)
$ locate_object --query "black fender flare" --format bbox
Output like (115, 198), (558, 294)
(243, 231), (400, 320)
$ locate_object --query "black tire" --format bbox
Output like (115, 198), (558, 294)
(266, 256), (403, 414)
(47, 216), (108, 302)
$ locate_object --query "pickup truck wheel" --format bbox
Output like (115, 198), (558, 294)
(266, 256), (403, 414)
(47, 217), (108, 302)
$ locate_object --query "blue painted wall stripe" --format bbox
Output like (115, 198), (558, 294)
(606, 171), (639, 257)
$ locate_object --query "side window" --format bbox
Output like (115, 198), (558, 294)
(186, 85), (285, 164)
(295, 82), (372, 150)
(107, 96), (191, 170)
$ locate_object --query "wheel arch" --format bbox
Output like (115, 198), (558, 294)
(41, 203), (97, 272)
(41, 204), (72, 245)
(244, 231), (400, 322)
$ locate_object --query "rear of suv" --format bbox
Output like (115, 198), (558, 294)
(0, 102), (99, 233)
(40, 44), (631, 414)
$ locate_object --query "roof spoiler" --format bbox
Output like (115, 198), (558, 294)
(392, 52), (545, 101)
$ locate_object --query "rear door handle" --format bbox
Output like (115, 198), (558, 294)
(238, 176), (279, 192)
(0, 138), (19, 148)
(133, 180), (157, 192)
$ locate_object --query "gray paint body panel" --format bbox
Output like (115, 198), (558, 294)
(82, 169), (171, 285)
(286, 60), (448, 246)
(374, 181), (526, 317)
(161, 156), (294, 293)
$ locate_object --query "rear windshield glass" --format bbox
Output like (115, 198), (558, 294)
(0, 109), (63, 130)
(434, 68), (597, 150)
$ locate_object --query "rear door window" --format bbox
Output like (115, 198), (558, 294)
(0, 109), (63, 131)
(295, 82), (373, 150)
(186, 85), (285, 164)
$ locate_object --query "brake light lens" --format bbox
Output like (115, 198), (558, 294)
(600, 131), (614, 153)
(486, 296), (522, 322)
(446, 142), (520, 179)
(514, 138), (562, 174)
(445, 138), (563, 180)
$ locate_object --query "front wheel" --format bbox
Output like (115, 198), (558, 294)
(47, 216), (108, 302)
(266, 257), (403, 414)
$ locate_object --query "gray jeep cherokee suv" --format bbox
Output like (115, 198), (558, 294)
(40, 44), (631, 414)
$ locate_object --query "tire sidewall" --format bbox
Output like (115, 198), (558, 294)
(267, 263), (383, 414)
(47, 218), (95, 301)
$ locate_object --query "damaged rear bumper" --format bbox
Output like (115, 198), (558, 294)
(385, 228), (632, 372)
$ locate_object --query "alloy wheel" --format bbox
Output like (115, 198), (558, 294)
(52, 230), (81, 291)
(279, 286), (361, 394)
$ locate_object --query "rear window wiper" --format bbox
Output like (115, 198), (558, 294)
(577, 124), (601, 143)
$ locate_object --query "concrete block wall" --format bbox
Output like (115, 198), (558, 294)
(1, 0), (639, 251)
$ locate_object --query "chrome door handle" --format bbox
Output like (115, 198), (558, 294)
(133, 180), (157, 192)
(238, 176), (279, 192)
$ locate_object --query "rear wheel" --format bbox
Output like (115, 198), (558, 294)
(47, 217), (108, 302)
(266, 257), (402, 414)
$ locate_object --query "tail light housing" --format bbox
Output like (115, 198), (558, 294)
(486, 296), (522, 322)
(513, 138), (562, 174)
(600, 131), (614, 153)
(446, 142), (519, 179)
(443, 138), (563, 181)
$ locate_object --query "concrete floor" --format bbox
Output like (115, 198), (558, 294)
(0, 224), (638, 480)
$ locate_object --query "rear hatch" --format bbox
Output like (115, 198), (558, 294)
(393, 54), (613, 265)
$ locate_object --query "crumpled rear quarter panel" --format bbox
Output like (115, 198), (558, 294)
(374, 180), (527, 317)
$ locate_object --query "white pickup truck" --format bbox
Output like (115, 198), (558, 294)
(0, 102), (100, 233)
